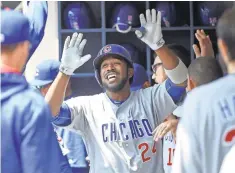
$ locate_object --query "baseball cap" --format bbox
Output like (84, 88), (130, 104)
(30, 60), (61, 87)
(130, 63), (148, 91)
(1, 10), (30, 45)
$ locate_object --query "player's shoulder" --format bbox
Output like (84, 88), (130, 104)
(187, 75), (235, 102)
(12, 86), (50, 115)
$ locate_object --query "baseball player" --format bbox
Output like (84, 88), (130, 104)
(130, 63), (150, 91)
(30, 59), (89, 173)
(45, 9), (188, 173)
(152, 29), (216, 173)
(151, 44), (191, 84)
(151, 44), (190, 173)
(172, 8), (235, 173)
(1, 10), (65, 173)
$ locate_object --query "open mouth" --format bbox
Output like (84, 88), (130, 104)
(106, 73), (117, 82)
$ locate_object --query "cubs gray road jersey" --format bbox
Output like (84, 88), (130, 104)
(61, 82), (176, 173)
(172, 75), (235, 173)
(163, 101), (183, 173)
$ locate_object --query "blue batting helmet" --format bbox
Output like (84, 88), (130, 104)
(93, 44), (133, 86)
(198, 2), (224, 26)
(64, 2), (93, 29)
(110, 3), (140, 33)
(156, 2), (176, 27)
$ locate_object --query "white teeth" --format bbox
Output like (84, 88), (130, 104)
(108, 74), (116, 80)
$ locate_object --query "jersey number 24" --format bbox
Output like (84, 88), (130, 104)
(138, 142), (157, 162)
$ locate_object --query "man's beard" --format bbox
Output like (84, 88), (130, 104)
(102, 75), (129, 92)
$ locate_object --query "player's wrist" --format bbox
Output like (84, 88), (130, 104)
(59, 65), (75, 76)
(150, 38), (165, 51)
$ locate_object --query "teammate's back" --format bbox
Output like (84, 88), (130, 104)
(172, 7), (235, 173)
(172, 74), (235, 173)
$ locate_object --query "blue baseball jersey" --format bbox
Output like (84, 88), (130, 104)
(172, 74), (235, 173)
(1, 73), (69, 173)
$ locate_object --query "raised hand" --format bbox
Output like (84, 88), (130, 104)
(193, 29), (215, 58)
(60, 33), (91, 76)
(135, 9), (165, 51)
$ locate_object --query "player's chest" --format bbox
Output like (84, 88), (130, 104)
(88, 105), (155, 143)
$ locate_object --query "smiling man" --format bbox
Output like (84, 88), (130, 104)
(45, 9), (188, 173)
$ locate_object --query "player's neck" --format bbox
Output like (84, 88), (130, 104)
(227, 61), (235, 74)
(1, 54), (23, 72)
(106, 88), (130, 102)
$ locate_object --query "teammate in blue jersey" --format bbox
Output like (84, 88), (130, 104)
(45, 9), (188, 173)
(1, 9), (66, 173)
(172, 8), (235, 173)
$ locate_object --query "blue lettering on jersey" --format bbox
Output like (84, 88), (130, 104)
(142, 119), (153, 136)
(133, 120), (144, 137)
(119, 123), (129, 140)
(101, 119), (153, 143)
(129, 120), (138, 139)
(102, 124), (108, 142)
(218, 94), (235, 120)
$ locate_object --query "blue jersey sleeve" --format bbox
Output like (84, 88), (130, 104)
(21, 101), (72, 173)
(165, 78), (186, 104)
(24, 1), (48, 67)
(52, 103), (72, 127)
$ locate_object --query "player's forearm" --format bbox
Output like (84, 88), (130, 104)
(155, 46), (188, 86)
(155, 45), (180, 70)
(45, 72), (70, 116)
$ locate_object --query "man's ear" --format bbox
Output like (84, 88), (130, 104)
(143, 81), (151, 89)
(218, 38), (230, 64)
(128, 68), (134, 79)
(187, 77), (196, 92)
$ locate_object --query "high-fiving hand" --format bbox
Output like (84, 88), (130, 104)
(153, 114), (179, 142)
(59, 33), (91, 76)
(135, 9), (165, 51)
(193, 29), (215, 58)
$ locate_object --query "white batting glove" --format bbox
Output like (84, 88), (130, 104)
(135, 9), (165, 51)
(59, 32), (92, 76)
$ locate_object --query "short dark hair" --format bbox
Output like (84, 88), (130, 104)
(1, 44), (18, 52)
(188, 57), (223, 86)
(216, 7), (235, 61)
(167, 44), (191, 68)
(152, 44), (191, 68)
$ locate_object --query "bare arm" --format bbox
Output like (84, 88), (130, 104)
(193, 29), (215, 58)
(45, 32), (91, 116)
(45, 72), (70, 116)
(136, 9), (188, 86)
(154, 45), (179, 70)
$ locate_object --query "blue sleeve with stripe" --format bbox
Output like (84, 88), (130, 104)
(165, 78), (186, 104)
(52, 103), (72, 127)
